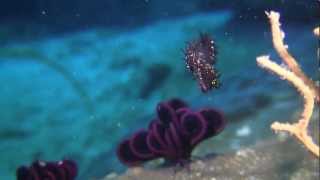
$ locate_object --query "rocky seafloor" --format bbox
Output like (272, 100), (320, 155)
(0, 9), (319, 180)
(102, 138), (319, 180)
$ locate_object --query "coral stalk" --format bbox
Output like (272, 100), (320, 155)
(257, 56), (319, 157)
(257, 11), (319, 157)
(265, 11), (320, 102)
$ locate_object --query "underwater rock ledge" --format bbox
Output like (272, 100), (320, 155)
(101, 138), (319, 180)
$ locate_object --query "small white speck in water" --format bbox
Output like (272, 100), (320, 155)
(236, 125), (251, 137)
(39, 161), (46, 167)
(239, 170), (245, 175)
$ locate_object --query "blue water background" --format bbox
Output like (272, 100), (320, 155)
(0, 1), (318, 179)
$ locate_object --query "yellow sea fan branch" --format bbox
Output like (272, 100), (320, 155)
(256, 56), (314, 128)
(265, 11), (320, 103)
(257, 56), (319, 157)
(256, 11), (319, 157)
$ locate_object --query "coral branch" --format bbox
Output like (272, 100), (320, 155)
(314, 27), (320, 37)
(256, 11), (320, 157)
(257, 56), (315, 129)
(257, 56), (319, 157)
(271, 122), (319, 157)
(265, 11), (320, 103)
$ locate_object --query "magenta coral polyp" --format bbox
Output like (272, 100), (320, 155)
(116, 98), (226, 166)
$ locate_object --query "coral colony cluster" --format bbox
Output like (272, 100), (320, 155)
(16, 159), (77, 180)
(117, 98), (226, 166)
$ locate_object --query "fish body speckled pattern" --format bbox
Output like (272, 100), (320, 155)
(184, 33), (220, 92)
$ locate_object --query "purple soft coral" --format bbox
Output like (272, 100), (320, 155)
(117, 99), (226, 166)
(117, 98), (226, 166)
(16, 159), (77, 180)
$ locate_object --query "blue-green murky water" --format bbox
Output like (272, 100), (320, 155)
(0, 1), (318, 179)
